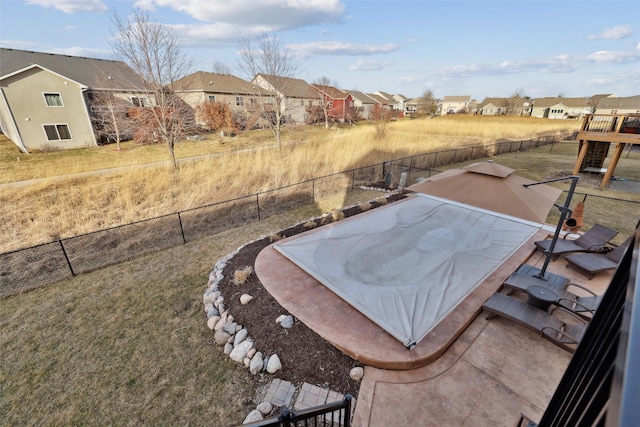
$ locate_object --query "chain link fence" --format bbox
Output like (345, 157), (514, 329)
(5, 131), (637, 298)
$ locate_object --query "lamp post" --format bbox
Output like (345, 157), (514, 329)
(523, 175), (580, 280)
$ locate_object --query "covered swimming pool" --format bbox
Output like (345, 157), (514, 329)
(273, 194), (543, 348)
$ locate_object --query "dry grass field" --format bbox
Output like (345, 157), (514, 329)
(3, 115), (640, 426)
(1, 115), (579, 253)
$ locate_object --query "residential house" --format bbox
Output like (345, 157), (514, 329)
(173, 71), (266, 113)
(374, 91), (408, 117)
(310, 84), (354, 122)
(441, 96), (471, 115)
(595, 95), (640, 115)
(478, 98), (508, 116)
(405, 97), (420, 116)
(0, 48), (146, 153)
(172, 71), (275, 127)
(347, 90), (378, 120)
(367, 93), (396, 119)
(531, 97), (591, 119)
(478, 97), (533, 116)
(252, 74), (318, 124)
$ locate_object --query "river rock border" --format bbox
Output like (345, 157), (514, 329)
(202, 192), (401, 378)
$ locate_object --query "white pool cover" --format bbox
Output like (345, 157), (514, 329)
(274, 194), (542, 348)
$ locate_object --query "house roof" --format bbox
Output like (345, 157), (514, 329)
(255, 74), (317, 98)
(346, 90), (377, 104)
(596, 95), (640, 110)
(532, 97), (589, 108)
(0, 48), (145, 91)
(478, 97), (531, 108)
(478, 98), (507, 108)
(311, 84), (350, 100)
(172, 71), (267, 95)
(442, 96), (471, 103)
(367, 93), (393, 105)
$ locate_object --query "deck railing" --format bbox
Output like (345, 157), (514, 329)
(241, 395), (352, 427)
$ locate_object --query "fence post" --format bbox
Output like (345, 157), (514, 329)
(256, 194), (261, 221)
(278, 406), (292, 427)
(177, 212), (187, 244)
(344, 394), (353, 427)
(58, 239), (75, 277)
(312, 178), (316, 202)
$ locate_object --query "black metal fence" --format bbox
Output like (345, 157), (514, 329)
(242, 395), (352, 427)
(5, 131), (623, 299)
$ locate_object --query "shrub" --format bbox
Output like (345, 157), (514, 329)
(233, 266), (253, 285)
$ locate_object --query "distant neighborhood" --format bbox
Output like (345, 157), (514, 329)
(1, 48), (639, 153)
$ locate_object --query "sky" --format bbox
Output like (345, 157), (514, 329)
(1, 0), (639, 100)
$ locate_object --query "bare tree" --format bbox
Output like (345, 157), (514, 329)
(311, 77), (338, 129)
(88, 88), (136, 150)
(504, 91), (525, 115)
(213, 60), (233, 75)
(417, 89), (437, 117)
(109, 9), (195, 169)
(237, 33), (299, 153)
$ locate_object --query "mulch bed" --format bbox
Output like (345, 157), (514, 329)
(215, 192), (407, 398)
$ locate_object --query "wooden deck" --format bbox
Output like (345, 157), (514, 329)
(574, 113), (640, 188)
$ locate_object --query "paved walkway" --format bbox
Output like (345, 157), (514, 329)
(261, 379), (355, 424)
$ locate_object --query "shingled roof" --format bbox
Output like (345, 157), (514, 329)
(0, 48), (145, 90)
(597, 95), (640, 110)
(255, 74), (317, 98)
(311, 84), (350, 100)
(172, 71), (269, 95)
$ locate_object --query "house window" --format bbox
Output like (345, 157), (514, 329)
(208, 95), (216, 102)
(236, 96), (244, 106)
(328, 101), (334, 109)
(44, 93), (63, 107)
(43, 124), (72, 141)
(131, 97), (149, 107)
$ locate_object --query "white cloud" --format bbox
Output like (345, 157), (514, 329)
(137, 0), (345, 29)
(26, 0), (107, 13)
(288, 41), (399, 57)
(348, 59), (391, 71)
(443, 49), (640, 78)
(597, 25), (633, 40)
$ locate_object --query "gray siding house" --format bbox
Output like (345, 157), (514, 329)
(0, 48), (146, 153)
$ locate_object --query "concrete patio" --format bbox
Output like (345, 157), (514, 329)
(254, 205), (613, 426)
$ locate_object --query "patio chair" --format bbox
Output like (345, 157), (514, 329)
(502, 264), (602, 317)
(534, 224), (619, 260)
(564, 236), (632, 279)
(482, 292), (588, 353)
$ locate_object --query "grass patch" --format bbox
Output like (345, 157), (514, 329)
(0, 189), (382, 425)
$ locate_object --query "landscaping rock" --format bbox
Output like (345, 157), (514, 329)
(249, 352), (263, 375)
(257, 401), (272, 415)
(350, 367), (364, 381)
(206, 315), (220, 330)
(224, 322), (238, 335)
(234, 328), (248, 346)
(230, 340), (253, 363)
(266, 354), (282, 374)
(242, 410), (263, 424)
(240, 294), (254, 305)
(279, 315), (294, 329)
(223, 343), (233, 355)
(214, 329), (231, 345)
(206, 306), (220, 318)
(247, 348), (256, 359)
